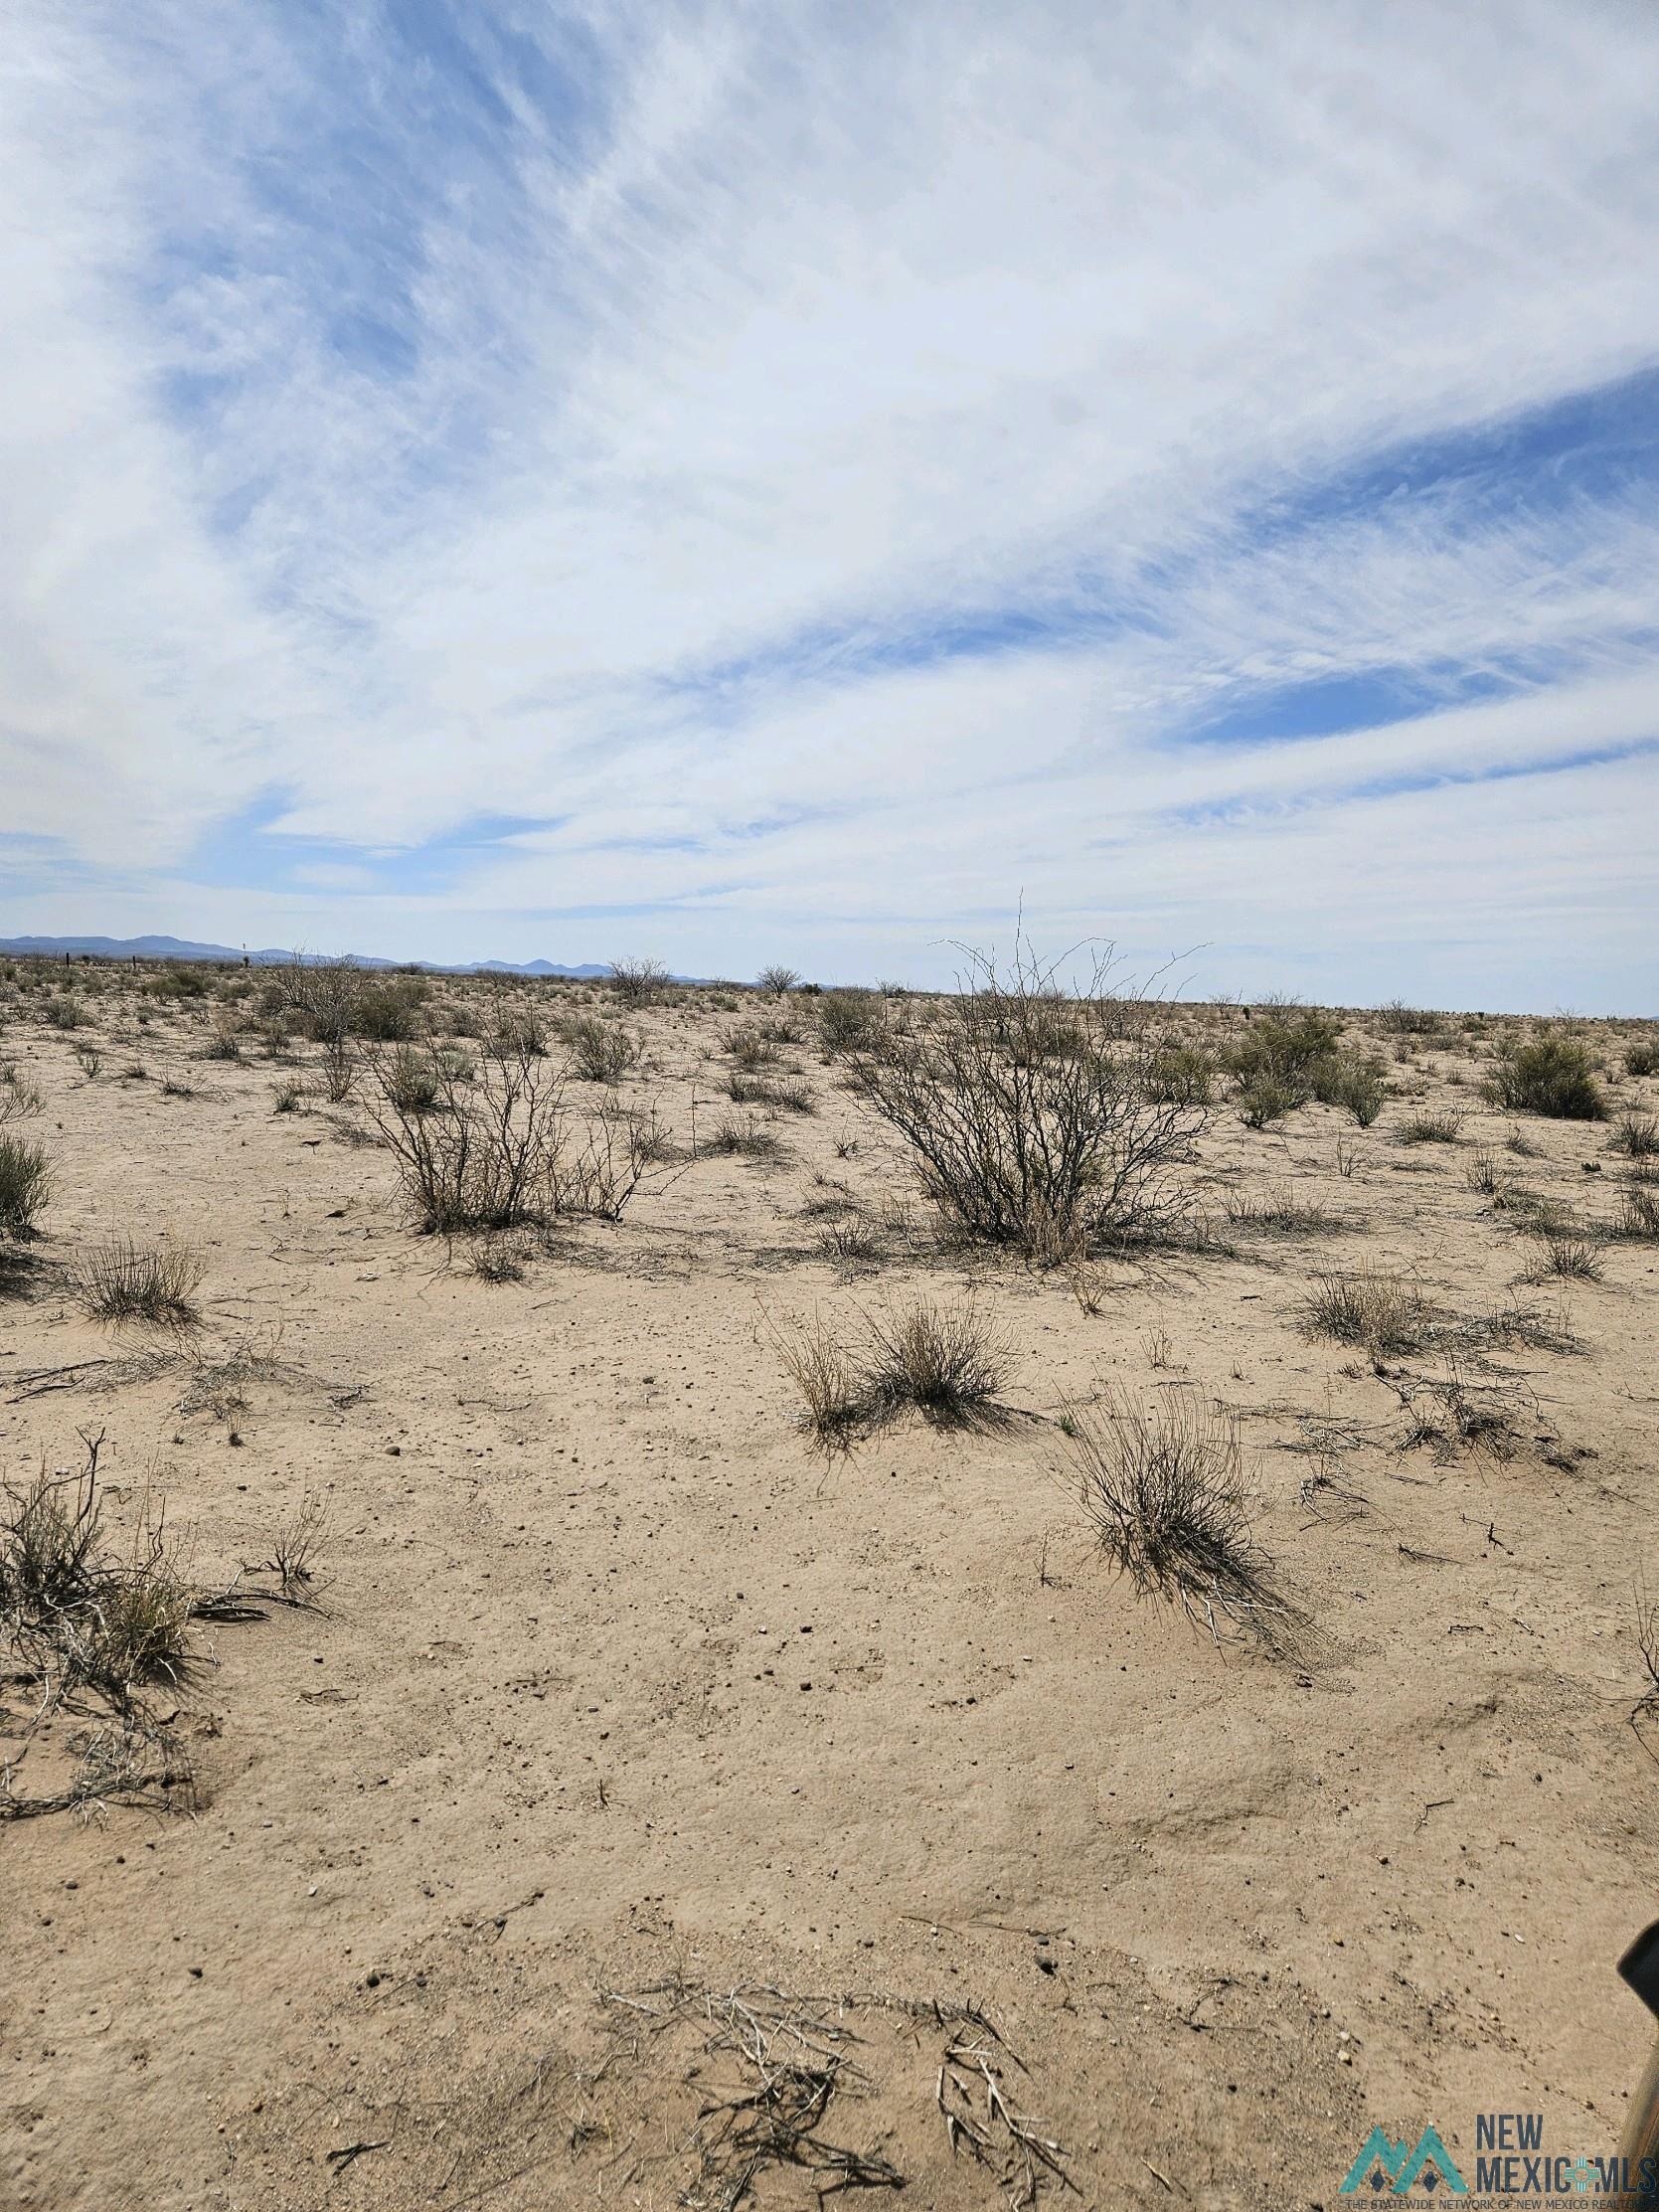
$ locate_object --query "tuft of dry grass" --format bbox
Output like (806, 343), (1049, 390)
(1302, 1268), (1434, 1355)
(1612, 1109), (1659, 1159)
(770, 1314), (866, 1444)
(1063, 1389), (1306, 1652)
(1224, 1184), (1338, 1235)
(1397, 1108), (1464, 1145)
(863, 1296), (1010, 1428)
(1524, 1232), (1603, 1282)
(771, 1295), (1010, 1441)
(0, 1133), (52, 1239)
(72, 1237), (206, 1327)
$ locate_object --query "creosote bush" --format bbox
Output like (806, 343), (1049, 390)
(846, 936), (1206, 1257)
(1487, 1034), (1606, 1120)
(1064, 1389), (1306, 1652)
(561, 1014), (639, 1085)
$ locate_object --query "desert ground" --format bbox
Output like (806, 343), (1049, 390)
(2, 952), (1657, 2211)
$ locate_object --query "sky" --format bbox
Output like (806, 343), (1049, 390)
(3, 1), (1658, 1008)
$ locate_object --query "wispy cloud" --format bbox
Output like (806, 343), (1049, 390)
(4, 0), (1657, 1003)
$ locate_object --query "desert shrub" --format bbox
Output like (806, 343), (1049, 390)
(607, 955), (669, 1002)
(0, 1064), (44, 1121)
(1626, 1038), (1659, 1079)
(1487, 1034), (1606, 1120)
(561, 1015), (639, 1084)
(1397, 1108), (1464, 1145)
(0, 1135), (51, 1237)
(1302, 1269), (1433, 1355)
(1144, 1044), (1216, 1106)
(726, 1026), (778, 1072)
(352, 981), (421, 1043)
(548, 1107), (670, 1221)
(1328, 1056), (1386, 1126)
(382, 1046), (442, 1114)
(817, 988), (886, 1058)
(43, 994), (85, 1030)
(1063, 1389), (1305, 1650)
(1237, 1077), (1297, 1129)
(271, 1082), (304, 1114)
(1612, 1110), (1659, 1159)
(362, 1047), (564, 1234)
(201, 1023), (243, 1061)
(756, 964), (802, 995)
(1227, 1008), (1342, 1099)
(73, 1237), (205, 1326)
(846, 937), (1206, 1255)
(145, 967), (208, 999)
(488, 1007), (547, 1058)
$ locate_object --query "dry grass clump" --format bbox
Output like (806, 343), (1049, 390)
(1224, 1184), (1338, 1235)
(1487, 1033), (1606, 1120)
(863, 1296), (1010, 1428)
(1397, 1108), (1464, 1145)
(1612, 1109), (1659, 1159)
(1612, 1182), (1659, 1241)
(771, 1296), (1010, 1441)
(0, 1133), (52, 1238)
(1625, 1037), (1659, 1079)
(1063, 1389), (1306, 1651)
(1302, 1268), (1434, 1355)
(1524, 1232), (1603, 1282)
(0, 1062), (45, 1120)
(1, 1430), (322, 1820)
(771, 1314), (867, 1443)
(707, 1113), (783, 1160)
(73, 1237), (205, 1327)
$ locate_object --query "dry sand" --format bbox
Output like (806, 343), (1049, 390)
(2, 969), (1657, 2209)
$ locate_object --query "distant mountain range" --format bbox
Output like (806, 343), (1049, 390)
(0, 934), (685, 980)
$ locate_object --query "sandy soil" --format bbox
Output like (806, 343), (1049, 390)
(2, 968), (1657, 2210)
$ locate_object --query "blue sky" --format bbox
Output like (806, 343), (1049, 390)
(3, 1), (1658, 1007)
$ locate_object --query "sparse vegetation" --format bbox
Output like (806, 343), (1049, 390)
(1303, 1269), (1434, 1355)
(72, 1237), (206, 1327)
(0, 1133), (52, 1238)
(847, 936), (1206, 1256)
(1487, 1033), (1607, 1120)
(1063, 1389), (1306, 1651)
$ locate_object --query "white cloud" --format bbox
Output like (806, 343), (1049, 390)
(2, 0), (1657, 1001)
